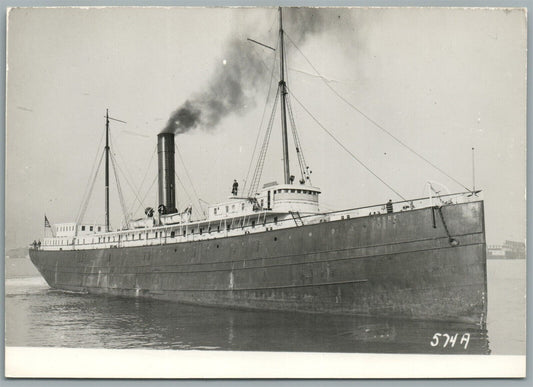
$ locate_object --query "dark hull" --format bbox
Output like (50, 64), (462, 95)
(29, 201), (487, 324)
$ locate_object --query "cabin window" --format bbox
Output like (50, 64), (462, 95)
(183, 229), (186, 237)
(241, 203), (245, 211)
(297, 190), (301, 193)
(191, 229), (194, 234)
(252, 220), (256, 228)
(291, 189), (295, 193)
(217, 226), (220, 232)
(155, 232), (158, 238)
(214, 208), (217, 215)
(274, 216), (278, 225)
(225, 205), (229, 213)
(226, 224), (230, 231)
(82, 226), (85, 231)
(232, 204), (235, 211)
(98, 226), (101, 231)
(208, 226), (212, 233)
(171, 231), (175, 238)
(90, 226), (93, 231)
(200, 228), (203, 235)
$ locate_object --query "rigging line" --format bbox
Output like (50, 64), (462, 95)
(109, 132), (145, 201)
(248, 87), (280, 196)
(243, 38), (280, 195)
(75, 129), (106, 221)
(174, 169), (194, 211)
(127, 144), (157, 215)
(284, 32), (470, 192)
(77, 149), (106, 224)
(174, 143), (205, 217)
(288, 88), (406, 201)
(286, 92), (311, 184)
(133, 174), (158, 217)
(112, 157), (145, 216)
(110, 152), (129, 227)
(108, 133), (146, 215)
(289, 68), (341, 83)
(286, 94), (305, 180)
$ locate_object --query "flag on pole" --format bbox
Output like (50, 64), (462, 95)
(44, 215), (51, 228)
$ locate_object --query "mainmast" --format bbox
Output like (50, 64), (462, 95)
(279, 7), (291, 184)
(105, 109), (110, 232)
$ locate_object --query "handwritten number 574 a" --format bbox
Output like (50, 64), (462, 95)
(430, 333), (470, 349)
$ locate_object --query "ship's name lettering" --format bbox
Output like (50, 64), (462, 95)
(430, 333), (470, 350)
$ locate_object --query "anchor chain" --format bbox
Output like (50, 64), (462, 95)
(434, 206), (459, 247)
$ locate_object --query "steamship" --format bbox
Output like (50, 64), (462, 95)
(29, 8), (487, 324)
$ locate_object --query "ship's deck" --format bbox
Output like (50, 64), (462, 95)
(33, 192), (479, 251)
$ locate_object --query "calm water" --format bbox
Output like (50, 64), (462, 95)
(5, 260), (525, 355)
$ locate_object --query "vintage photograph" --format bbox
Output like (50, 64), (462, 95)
(5, 6), (526, 378)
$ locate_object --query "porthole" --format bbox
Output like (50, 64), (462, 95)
(274, 237), (278, 241)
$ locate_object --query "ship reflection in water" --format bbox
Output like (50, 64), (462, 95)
(6, 277), (489, 354)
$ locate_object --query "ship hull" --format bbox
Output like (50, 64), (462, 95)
(29, 201), (487, 324)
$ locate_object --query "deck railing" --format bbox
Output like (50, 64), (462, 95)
(34, 191), (481, 251)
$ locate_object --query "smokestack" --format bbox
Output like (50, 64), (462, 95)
(157, 133), (177, 215)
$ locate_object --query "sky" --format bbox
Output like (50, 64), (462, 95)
(5, 6), (526, 249)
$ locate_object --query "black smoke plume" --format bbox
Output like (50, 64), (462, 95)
(162, 38), (266, 134)
(162, 8), (361, 135)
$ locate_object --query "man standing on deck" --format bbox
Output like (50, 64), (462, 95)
(232, 180), (238, 196)
(386, 199), (393, 213)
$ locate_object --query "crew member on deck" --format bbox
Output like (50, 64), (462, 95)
(386, 199), (393, 214)
(232, 180), (239, 196)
